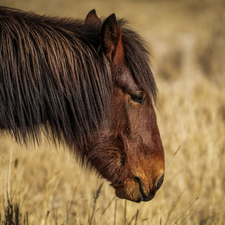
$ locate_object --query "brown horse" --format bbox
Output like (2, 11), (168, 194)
(0, 7), (164, 202)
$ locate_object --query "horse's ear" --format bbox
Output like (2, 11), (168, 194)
(85, 9), (101, 25)
(101, 14), (124, 64)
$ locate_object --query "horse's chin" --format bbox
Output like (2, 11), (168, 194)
(115, 187), (143, 203)
(114, 179), (147, 203)
(115, 190), (143, 203)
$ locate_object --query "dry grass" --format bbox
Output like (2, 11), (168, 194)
(0, 0), (224, 224)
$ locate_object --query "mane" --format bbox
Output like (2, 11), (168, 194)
(0, 7), (157, 151)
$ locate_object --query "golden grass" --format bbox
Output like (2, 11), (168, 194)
(0, 0), (224, 224)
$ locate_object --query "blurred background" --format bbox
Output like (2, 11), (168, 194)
(0, 0), (224, 224)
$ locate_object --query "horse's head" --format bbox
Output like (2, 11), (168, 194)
(85, 10), (165, 202)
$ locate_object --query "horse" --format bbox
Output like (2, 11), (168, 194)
(0, 7), (165, 202)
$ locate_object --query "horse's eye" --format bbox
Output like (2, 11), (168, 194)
(130, 93), (144, 104)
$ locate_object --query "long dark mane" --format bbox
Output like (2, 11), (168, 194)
(0, 7), (157, 151)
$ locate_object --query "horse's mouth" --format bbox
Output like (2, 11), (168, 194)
(114, 182), (156, 202)
(114, 175), (164, 202)
(136, 179), (157, 202)
(115, 188), (156, 203)
(141, 191), (156, 202)
(134, 189), (156, 203)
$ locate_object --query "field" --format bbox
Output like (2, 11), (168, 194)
(0, 0), (225, 224)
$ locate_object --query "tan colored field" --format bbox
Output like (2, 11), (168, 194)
(0, 0), (225, 224)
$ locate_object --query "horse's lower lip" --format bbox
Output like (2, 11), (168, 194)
(138, 186), (156, 202)
(135, 196), (143, 203)
(135, 191), (155, 202)
(142, 192), (156, 202)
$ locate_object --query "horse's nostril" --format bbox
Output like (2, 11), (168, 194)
(156, 174), (164, 191)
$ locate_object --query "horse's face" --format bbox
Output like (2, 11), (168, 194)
(110, 66), (165, 202)
(86, 11), (165, 202)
